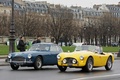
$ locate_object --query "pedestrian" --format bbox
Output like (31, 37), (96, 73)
(17, 36), (26, 52)
(32, 36), (41, 44)
(32, 38), (37, 44)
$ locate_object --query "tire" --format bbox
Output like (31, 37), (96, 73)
(105, 57), (113, 70)
(10, 63), (19, 70)
(83, 57), (93, 72)
(34, 56), (42, 70)
(57, 65), (67, 72)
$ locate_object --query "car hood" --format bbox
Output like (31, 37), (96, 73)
(10, 51), (47, 57)
(59, 50), (94, 58)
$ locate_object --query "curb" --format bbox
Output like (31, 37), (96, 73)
(114, 57), (120, 60)
(0, 56), (7, 59)
(0, 63), (9, 66)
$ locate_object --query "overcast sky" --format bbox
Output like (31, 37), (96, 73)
(34, 0), (119, 8)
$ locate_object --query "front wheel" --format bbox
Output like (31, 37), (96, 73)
(10, 64), (19, 70)
(34, 56), (42, 70)
(57, 65), (67, 72)
(105, 57), (113, 70)
(83, 57), (93, 72)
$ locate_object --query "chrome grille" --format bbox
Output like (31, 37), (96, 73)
(66, 58), (73, 64)
(12, 56), (25, 61)
(65, 58), (76, 64)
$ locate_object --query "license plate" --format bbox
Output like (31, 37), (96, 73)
(68, 64), (72, 66)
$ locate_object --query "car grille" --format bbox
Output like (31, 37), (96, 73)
(65, 58), (77, 64)
(12, 56), (25, 61)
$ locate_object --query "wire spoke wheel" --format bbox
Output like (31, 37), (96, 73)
(88, 59), (93, 71)
(57, 65), (67, 72)
(83, 57), (93, 72)
(105, 57), (112, 70)
(34, 56), (42, 70)
(10, 63), (19, 70)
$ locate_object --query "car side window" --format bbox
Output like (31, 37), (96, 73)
(95, 47), (103, 54)
(50, 45), (58, 52)
(56, 46), (63, 52)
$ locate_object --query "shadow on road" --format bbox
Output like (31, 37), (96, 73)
(10, 66), (59, 71)
(58, 69), (113, 75)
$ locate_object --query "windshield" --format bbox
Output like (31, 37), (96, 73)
(29, 44), (50, 51)
(75, 45), (103, 53)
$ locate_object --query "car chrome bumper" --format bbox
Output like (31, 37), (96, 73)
(8, 59), (33, 64)
(58, 60), (86, 67)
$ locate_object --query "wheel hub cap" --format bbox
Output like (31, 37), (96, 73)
(37, 59), (41, 68)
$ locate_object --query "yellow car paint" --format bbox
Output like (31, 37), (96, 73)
(58, 51), (114, 67)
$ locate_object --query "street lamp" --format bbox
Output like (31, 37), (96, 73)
(9, 0), (15, 53)
(83, 27), (86, 43)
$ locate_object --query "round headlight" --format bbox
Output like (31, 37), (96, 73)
(8, 54), (12, 58)
(72, 59), (77, 64)
(28, 54), (32, 59)
(57, 55), (61, 59)
(63, 59), (67, 64)
(80, 56), (84, 60)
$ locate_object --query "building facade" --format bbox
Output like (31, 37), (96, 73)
(0, 0), (120, 44)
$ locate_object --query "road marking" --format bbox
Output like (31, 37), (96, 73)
(71, 73), (120, 80)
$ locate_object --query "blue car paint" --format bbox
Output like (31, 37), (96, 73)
(10, 51), (59, 65)
(8, 43), (62, 67)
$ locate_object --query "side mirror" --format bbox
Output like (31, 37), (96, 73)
(95, 51), (98, 53)
(100, 52), (104, 55)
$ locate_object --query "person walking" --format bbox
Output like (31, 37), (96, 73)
(17, 36), (26, 52)
(32, 36), (41, 44)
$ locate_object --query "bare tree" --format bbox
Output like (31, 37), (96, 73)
(14, 11), (48, 37)
(0, 16), (10, 36)
(98, 12), (116, 46)
(48, 8), (74, 44)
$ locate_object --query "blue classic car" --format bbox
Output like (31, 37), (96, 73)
(7, 43), (63, 70)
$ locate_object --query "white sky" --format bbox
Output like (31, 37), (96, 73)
(34, 0), (120, 8)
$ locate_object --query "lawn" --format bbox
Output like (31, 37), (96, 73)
(103, 46), (120, 52)
(0, 44), (19, 55)
(0, 44), (9, 55)
(62, 46), (120, 53)
(0, 44), (120, 55)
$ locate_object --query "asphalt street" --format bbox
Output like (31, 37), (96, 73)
(0, 60), (120, 80)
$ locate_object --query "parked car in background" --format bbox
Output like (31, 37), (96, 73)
(57, 45), (114, 72)
(111, 42), (118, 46)
(71, 42), (84, 47)
(7, 43), (63, 70)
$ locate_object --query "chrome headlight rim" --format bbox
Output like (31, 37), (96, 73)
(28, 54), (32, 59)
(72, 59), (77, 64)
(80, 56), (84, 60)
(63, 59), (67, 64)
(57, 55), (61, 59)
(8, 54), (12, 58)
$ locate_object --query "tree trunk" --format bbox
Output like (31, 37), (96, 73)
(55, 39), (59, 44)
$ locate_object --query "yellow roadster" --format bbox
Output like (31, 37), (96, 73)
(57, 45), (114, 72)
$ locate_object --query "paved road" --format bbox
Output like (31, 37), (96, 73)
(0, 60), (120, 80)
(0, 58), (9, 66)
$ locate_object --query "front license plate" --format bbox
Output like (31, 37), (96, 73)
(68, 64), (72, 66)
(16, 63), (24, 65)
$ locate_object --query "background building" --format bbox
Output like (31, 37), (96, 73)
(0, 0), (120, 46)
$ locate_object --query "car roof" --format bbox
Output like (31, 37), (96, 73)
(77, 45), (101, 47)
(33, 43), (57, 45)
(72, 43), (83, 46)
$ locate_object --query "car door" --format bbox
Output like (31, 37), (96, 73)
(94, 53), (103, 66)
(94, 52), (110, 66)
(99, 53), (108, 66)
(49, 45), (61, 64)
